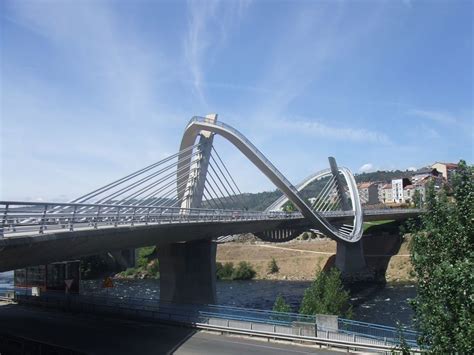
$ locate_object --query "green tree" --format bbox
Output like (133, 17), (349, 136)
(299, 267), (352, 318)
(410, 160), (473, 353)
(231, 261), (256, 280)
(273, 294), (292, 313)
(268, 257), (279, 274)
(136, 246), (156, 268)
(282, 201), (296, 212)
(412, 189), (422, 208)
(391, 321), (411, 355)
(216, 262), (235, 280)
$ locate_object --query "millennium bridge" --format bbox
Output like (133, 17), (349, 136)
(0, 114), (420, 304)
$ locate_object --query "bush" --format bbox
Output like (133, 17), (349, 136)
(268, 257), (279, 274)
(148, 260), (160, 278)
(273, 294), (291, 313)
(301, 232), (309, 240)
(137, 246), (156, 268)
(299, 267), (352, 318)
(231, 261), (256, 280)
(124, 267), (137, 276)
(216, 262), (235, 280)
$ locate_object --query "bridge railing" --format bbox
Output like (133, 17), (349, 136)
(363, 208), (422, 215)
(15, 293), (421, 349)
(0, 201), (303, 238)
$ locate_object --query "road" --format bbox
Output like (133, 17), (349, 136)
(0, 302), (338, 355)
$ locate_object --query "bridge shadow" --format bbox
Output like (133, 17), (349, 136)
(0, 302), (199, 355)
(322, 221), (406, 284)
(363, 220), (405, 283)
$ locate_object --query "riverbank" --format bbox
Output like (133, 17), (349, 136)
(216, 234), (415, 282)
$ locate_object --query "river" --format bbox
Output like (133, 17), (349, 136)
(1, 270), (415, 327)
(80, 278), (416, 327)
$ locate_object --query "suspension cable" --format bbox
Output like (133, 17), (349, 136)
(312, 177), (336, 210)
(206, 166), (238, 208)
(72, 143), (199, 204)
(208, 160), (240, 207)
(209, 154), (245, 207)
(211, 147), (245, 204)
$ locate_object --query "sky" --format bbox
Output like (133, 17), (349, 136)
(1, 0), (473, 201)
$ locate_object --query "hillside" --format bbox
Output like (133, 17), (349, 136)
(204, 169), (416, 211)
(354, 170), (415, 184)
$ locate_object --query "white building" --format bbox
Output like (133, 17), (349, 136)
(392, 178), (411, 203)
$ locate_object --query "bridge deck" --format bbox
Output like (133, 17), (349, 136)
(0, 209), (421, 272)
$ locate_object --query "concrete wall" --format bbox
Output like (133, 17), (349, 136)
(335, 239), (367, 275)
(159, 239), (217, 304)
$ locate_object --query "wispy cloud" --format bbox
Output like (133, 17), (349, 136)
(184, 0), (251, 106)
(407, 109), (458, 124)
(1, 2), (183, 200)
(5, 1), (168, 121)
(421, 124), (441, 139)
(275, 117), (392, 144)
(250, 2), (385, 120)
(359, 163), (375, 173)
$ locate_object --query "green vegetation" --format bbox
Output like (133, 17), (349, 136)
(282, 201), (296, 212)
(216, 261), (256, 280)
(216, 262), (235, 280)
(363, 219), (398, 233)
(355, 170), (414, 184)
(273, 294), (292, 313)
(199, 168), (422, 213)
(118, 246), (160, 279)
(409, 160), (473, 353)
(412, 189), (422, 208)
(391, 321), (411, 355)
(202, 190), (282, 211)
(268, 257), (279, 274)
(136, 246), (156, 268)
(299, 267), (352, 318)
(232, 261), (256, 280)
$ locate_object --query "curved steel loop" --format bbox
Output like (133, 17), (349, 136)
(177, 116), (363, 243)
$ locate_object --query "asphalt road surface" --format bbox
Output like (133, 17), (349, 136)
(0, 302), (339, 355)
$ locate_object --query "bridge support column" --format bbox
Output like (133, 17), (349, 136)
(158, 239), (216, 304)
(329, 156), (367, 276)
(335, 240), (367, 275)
(109, 249), (136, 270)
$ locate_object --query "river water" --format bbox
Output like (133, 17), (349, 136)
(0, 271), (13, 292)
(80, 279), (416, 327)
(1, 270), (415, 327)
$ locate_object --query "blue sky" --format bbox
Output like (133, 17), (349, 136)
(1, 0), (472, 201)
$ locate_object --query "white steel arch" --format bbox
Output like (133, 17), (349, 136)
(177, 116), (363, 243)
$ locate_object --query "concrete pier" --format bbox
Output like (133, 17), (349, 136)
(335, 240), (367, 275)
(158, 239), (217, 304)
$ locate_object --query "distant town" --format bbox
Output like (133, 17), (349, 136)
(354, 161), (458, 207)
